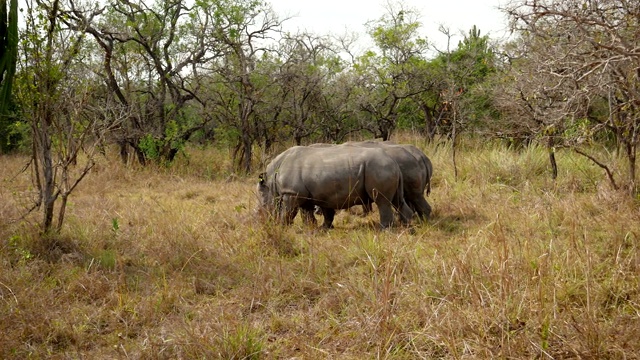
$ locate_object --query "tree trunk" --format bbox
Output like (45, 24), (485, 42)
(232, 142), (241, 169)
(238, 84), (254, 173)
(380, 121), (391, 141)
(118, 140), (129, 164)
(0, 0), (18, 116)
(166, 147), (179, 163)
(242, 134), (252, 173)
(56, 194), (68, 233)
(451, 102), (458, 181)
(41, 121), (56, 233)
(294, 128), (303, 146)
(548, 137), (558, 180)
(129, 141), (146, 166)
(239, 108), (253, 173)
(264, 136), (272, 153)
(421, 103), (435, 142)
(626, 142), (637, 196)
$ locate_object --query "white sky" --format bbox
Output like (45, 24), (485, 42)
(267, 0), (511, 53)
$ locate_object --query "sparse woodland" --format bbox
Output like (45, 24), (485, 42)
(1, 0), (640, 358)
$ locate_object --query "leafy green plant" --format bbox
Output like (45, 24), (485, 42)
(138, 134), (160, 161)
(0, 0), (18, 153)
(96, 250), (116, 271)
(111, 217), (120, 233)
(8, 234), (32, 263)
(215, 324), (264, 360)
(0, 0), (18, 114)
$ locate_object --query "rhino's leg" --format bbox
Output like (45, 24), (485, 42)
(397, 200), (414, 225)
(376, 202), (395, 228)
(361, 200), (373, 216)
(370, 189), (395, 228)
(300, 205), (317, 226)
(280, 194), (299, 225)
(281, 208), (298, 225)
(320, 208), (335, 229)
(409, 196), (432, 221)
(389, 186), (413, 226)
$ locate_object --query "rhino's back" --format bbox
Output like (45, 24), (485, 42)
(272, 146), (400, 208)
(384, 145), (427, 192)
(400, 144), (433, 191)
(342, 141), (425, 192)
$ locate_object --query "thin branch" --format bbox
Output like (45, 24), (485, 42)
(573, 147), (619, 190)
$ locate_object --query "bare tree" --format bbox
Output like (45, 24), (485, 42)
(490, 34), (574, 179)
(316, 70), (364, 143)
(503, 0), (640, 194)
(61, 0), (227, 165)
(17, 0), (119, 233)
(272, 32), (344, 145)
(205, 1), (284, 173)
(430, 25), (498, 179)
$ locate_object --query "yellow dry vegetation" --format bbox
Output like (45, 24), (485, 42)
(1, 134), (639, 359)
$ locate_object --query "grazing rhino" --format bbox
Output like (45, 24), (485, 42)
(257, 145), (414, 229)
(350, 141), (433, 219)
(313, 141), (434, 220)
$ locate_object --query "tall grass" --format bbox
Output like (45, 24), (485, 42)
(1, 136), (639, 358)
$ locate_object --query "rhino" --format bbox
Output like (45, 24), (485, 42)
(257, 145), (414, 229)
(313, 141), (433, 220)
(353, 141), (433, 219)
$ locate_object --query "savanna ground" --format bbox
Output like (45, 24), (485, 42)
(1, 133), (639, 359)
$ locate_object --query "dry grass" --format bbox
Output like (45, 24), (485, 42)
(1, 136), (640, 359)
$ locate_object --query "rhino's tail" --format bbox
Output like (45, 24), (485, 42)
(393, 171), (405, 209)
(394, 171), (413, 224)
(422, 154), (433, 196)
